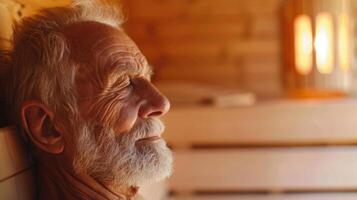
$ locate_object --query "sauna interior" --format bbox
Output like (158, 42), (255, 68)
(2, 0), (357, 199)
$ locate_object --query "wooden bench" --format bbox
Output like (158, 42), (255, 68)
(0, 127), (35, 199)
(163, 99), (357, 200)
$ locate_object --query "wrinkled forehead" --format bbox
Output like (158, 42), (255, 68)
(62, 21), (150, 77)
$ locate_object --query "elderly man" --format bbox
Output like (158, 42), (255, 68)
(2, 1), (172, 199)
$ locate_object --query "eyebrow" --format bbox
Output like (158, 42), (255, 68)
(92, 36), (153, 79)
(107, 54), (153, 77)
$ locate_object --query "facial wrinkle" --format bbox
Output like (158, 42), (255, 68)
(95, 47), (146, 78)
(132, 52), (151, 79)
(74, 26), (154, 129)
(91, 35), (134, 50)
(92, 36), (150, 77)
(79, 58), (138, 126)
(92, 35), (140, 63)
(87, 75), (132, 126)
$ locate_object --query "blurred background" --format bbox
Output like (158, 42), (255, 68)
(123, 0), (283, 98)
(2, 0), (357, 200)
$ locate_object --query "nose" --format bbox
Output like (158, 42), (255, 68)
(138, 87), (170, 119)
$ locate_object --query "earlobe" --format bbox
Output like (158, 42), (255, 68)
(21, 101), (64, 154)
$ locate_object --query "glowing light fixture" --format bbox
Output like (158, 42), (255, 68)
(338, 13), (351, 71)
(315, 13), (334, 74)
(283, 0), (353, 98)
(294, 15), (313, 75)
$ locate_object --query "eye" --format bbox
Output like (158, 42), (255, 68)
(126, 76), (135, 89)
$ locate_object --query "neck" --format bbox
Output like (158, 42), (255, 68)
(36, 158), (138, 200)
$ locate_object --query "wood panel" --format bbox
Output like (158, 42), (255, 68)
(125, 0), (281, 19)
(157, 64), (243, 86)
(123, 0), (283, 96)
(127, 19), (248, 43)
(0, 169), (36, 200)
(162, 100), (357, 147)
(169, 147), (357, 192)
(169, 193), (357, 200)
(242, 56), (280, 76)
(127, 14), (279, 43)
(243, 77), (282, 97)
(140, 39), (280, 59)
(0, 127), (32, 181)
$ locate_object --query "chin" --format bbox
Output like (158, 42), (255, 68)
(127, 139), (173, 186)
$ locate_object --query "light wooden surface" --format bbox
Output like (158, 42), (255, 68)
(169, 193), (357, 200)
(0, 169), (35, 200)
(0, 127), (32, 181)
(123, 0), (282, 96)
(170, 147), (357, 192)
(125, 0), (281, 19)
(163, 99), (357, 147)
(163, 99), (357, 199)
(0, 127), (34, 200)
(123, 0), (357, 96)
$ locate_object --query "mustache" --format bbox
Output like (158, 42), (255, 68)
(127, 118), (165, 141)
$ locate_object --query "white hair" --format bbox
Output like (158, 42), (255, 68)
(73, 118), (173, 186)
(6, 0), (124, 140)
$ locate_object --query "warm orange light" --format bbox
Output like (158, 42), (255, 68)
(294, 15), (313, 75)
(315, 13), (334, 74)
(338, 14), (350, 71)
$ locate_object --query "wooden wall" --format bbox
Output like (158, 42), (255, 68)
(122, 0), (283, 98)
(123, 0), (357, 97)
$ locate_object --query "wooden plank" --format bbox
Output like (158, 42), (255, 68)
(157, 64), (243, 86)
(0, 169), (35, 200)
(242, 54), (280, 76)
(138, 39), (280, 59)
(169, 193), (357, 200)
(169, 147), (357, 192)
(126, 0), (281, 19)
(250, 14), (280, 37)
(126, 18), (247, 41)
(127, 14), (279, 40)
(162, 100), (357, 147)
(139, 47), (268, 70)
(243, 76), (282, 97)
(145, 54), (245, 69)
(0, 127), (32, 181)
(156, 66), (281, 97)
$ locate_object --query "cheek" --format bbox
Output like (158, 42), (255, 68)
(114, 101), (140, 133)
(82, 91), (131, 126)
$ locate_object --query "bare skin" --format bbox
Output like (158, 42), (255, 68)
(20, 21), (170, 199)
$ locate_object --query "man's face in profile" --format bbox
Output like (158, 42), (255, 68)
(61, 21), (172, 187)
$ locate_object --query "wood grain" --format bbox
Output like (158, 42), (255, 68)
(169, 193), (357, 200)
(0, 169), (35, 200)
(170, 147), (357, 192)
(126, 0), (281, 19)
(0, 127), (32, 181)
(123, 0), (284, 96)
(163, 100), (357, 147)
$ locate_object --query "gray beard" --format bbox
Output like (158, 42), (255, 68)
(72, 118), (173, 187)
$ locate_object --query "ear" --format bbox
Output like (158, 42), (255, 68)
(20, 100), (64, 154)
